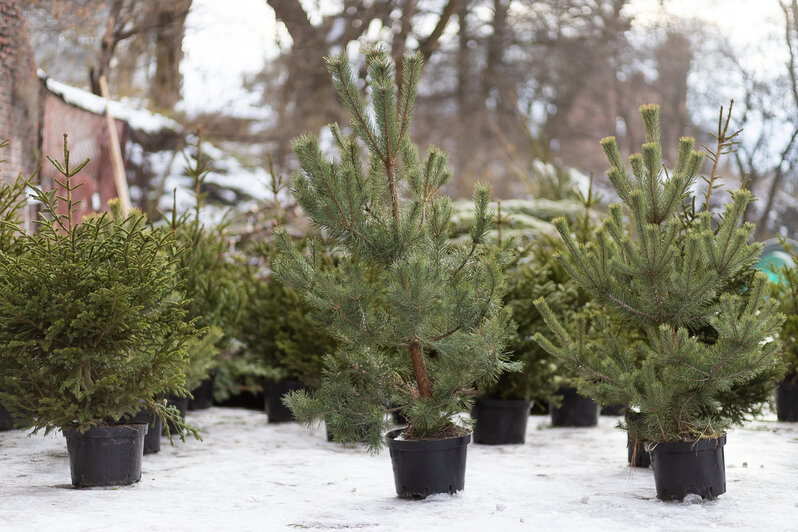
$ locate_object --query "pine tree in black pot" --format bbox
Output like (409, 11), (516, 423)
(272, 50), (518, 498)
(767, 239), (798, 421)
(534, 104), (784, 501)
(0, 139), (201, 487)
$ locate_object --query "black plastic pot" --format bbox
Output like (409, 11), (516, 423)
(0, 402), (13, 431)
(214, 389), (265, 410)
(601, 404), (626, 416)
(776, 381), (798, 421)
(386, 429), (470, 499)
(625, 411), (650, 468)
(64, 423), (148, 487)
(125, 409), (162, 454)
(646, 436), (726, 501)
(188, 373), (216, 410)
(472, 399), (530, 444)
(549, 387), (599, 427)
(265, 380), (307, 423)
(627, 437), (651, 468)
(163, 394), (189, 436)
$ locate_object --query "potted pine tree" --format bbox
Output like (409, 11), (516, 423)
(273, 49), (517, 498)
(0, 139), (200, 487)
(766, 239), (798, 421)
(534, 104), (783, 500)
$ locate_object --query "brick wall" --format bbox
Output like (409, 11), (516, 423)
(0, 0), (41, 181)
(42, 94), (126, 221)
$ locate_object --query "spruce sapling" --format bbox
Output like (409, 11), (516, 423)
(0, 137), (200, 437)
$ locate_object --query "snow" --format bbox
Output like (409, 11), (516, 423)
(42, 75), (182, 135)
(1, 408), (797, 530)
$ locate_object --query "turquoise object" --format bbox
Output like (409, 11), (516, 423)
(756, 239), (798, 284)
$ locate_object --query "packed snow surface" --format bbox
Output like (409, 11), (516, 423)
(1, 409), (797, 531)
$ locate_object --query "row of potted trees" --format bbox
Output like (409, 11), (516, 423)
(271, 51), (792, 502)
(1, 52), (797, 503)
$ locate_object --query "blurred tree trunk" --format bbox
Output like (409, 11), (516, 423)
(0, 0), (41, 177)
(150, 0), (192, 111)
(264, 0), (459, 170)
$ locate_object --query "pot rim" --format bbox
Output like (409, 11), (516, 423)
(474, 398), (532, 408)
(645, 434), (726, 453)
(63, 422), (149, 439)
(386, 428), (471, 451)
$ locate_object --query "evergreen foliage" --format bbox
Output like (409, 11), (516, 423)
(769, 239), (798, 383)
(0, 138), (200, 435)
(483, 185), (604, 403)
(239, 242), (338, 388)
(273, 50), (518, 449)
(534, 105), (783, 442)
(0, 139), (29, 255)
(170, 142), (241, 391)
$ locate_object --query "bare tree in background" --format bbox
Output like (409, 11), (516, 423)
(257, 0), (461, 171)
(24, 0), (192, 112)
(735, 0), (798, 238)
(149, 0), (192, 110)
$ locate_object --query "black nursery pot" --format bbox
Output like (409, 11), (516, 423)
(214, 389), (265, 410)
(549, 387), (599, 427)
(646, 435), (726, 501)
(472, 399), (531, 445)
(386, 429), (470, 499)
(776, 381), (798, 421)
(265, 380), (307, 423)
(601, 404), (626, 416)
(123, 409), (162, 454)
(188, 373), (217, 410)
(0, 402), (13, 431)
(627, 436), (651, 468)
(64, 423), (148, 487)
(625, 411), (650, 468)
(163, 394), (190, 436)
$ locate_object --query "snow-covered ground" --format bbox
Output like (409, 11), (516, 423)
(1, 408), (796, 531)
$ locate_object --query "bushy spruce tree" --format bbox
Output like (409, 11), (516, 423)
(240, 242), (338, 388)
(534, 104), (783, 442)
(169, 142), (240, 392)
(484, 185), (604, 404)
(0, 140), (29, 255)
(0, 138), (199, 435)
(273, 49), (517, 449)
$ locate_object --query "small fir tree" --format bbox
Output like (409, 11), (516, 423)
(534, 104), (783, 443)
(0, 139), (29, 255)
(0, 138), (200, 435)
(273, 49), (518, 449)
(240, 243), (338, 388)
(483, 183), (605, 404)
(238, 161), (338, 389)
(169, 141), (240, 392)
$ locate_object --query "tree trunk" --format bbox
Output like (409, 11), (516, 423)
(149, 0), (192, 111)
(409, 341), (433, 398)
(90, 0), (125, 96)
(0, 0), (41, 178)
